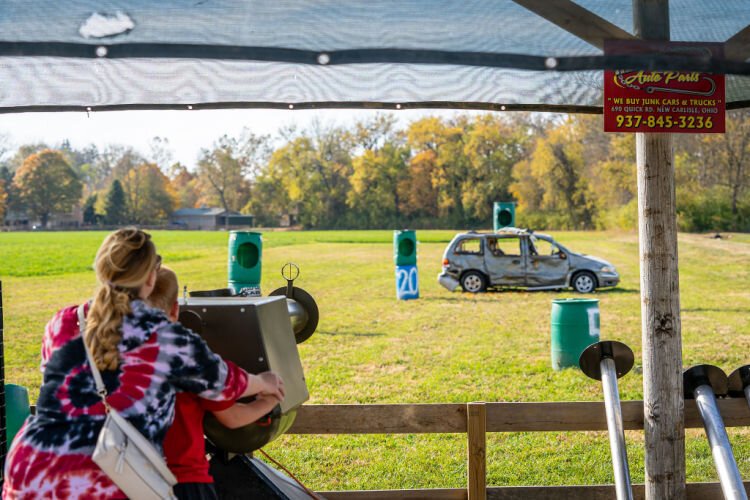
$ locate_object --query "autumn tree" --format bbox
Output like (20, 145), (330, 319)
(0, 166), (21, 218)
(0, 178), (6, 223)
(461, 114), (532, 222)
(399, 149), (440, 220)
(148, 136), (174, 172)
(121, 163), (176, 224)
(510, 117), (595, 229)
(6, 143), (49, 172)
(169, 163), (201, 209)
(348, 142), (409, 227)
(257, 124), (353, 228)
(196, 134), (268, 215)
(344, 116), (408, 226)
(60, 143), (101, 195)
(701, 109), (750, 218)
(589, 133), (638, 229)
(14, 149), (82, 228)
(406, 116), (471, 224)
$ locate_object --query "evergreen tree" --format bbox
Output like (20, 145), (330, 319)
(104, 180), (127, 225)
(82, 194), (98, 225)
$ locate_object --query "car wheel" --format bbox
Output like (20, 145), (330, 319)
(460, 271), (487, 293)
(572, 271), (597, 293)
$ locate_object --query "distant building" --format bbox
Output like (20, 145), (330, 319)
(171, 207), (254, 230)
(4, 206), (82, 229)
(279, 206), (300, 227)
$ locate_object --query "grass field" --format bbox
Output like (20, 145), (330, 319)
(1, 229), (749, 491)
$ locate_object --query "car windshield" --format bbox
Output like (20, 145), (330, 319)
(530, 237), (557, 256)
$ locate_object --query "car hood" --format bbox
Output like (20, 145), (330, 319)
(570, 253), (614, 269)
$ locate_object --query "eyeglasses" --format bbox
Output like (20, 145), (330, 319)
(155, 254), (162, 272)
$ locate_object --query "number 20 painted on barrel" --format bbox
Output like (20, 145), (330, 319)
(396, 265), (419, 300)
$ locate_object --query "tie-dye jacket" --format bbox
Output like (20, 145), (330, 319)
(2, 300), (249, 499)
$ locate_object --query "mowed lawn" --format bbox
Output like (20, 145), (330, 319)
(1, 229), (750, 491)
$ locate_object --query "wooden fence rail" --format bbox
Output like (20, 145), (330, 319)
(287, 400), (750, 499)
(27, 399), (750, 497)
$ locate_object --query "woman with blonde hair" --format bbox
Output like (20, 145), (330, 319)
(3, 228), (284, 499)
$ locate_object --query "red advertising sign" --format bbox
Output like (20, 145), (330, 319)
(603, 41), (725, 133)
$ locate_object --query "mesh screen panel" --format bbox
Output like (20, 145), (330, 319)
(0, 0), (749, 111)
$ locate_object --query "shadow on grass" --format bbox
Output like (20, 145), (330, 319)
(682, 307), (750, 313)
(593, 287), (639, 295)
(418, 296), (471, 302)
(317, 330), (384, 337)
(422, 287), (638, 299)
(482, 287), (639, 295)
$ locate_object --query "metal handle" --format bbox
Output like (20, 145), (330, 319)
(601, 357), (633, 500)
(694, 384), (747, 500)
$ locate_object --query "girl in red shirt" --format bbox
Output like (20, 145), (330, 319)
(149, 266), (283, 500)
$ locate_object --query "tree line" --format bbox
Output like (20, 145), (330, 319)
(1, 111), (749, 231)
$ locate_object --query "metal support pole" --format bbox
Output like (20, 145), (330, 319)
(601, 357), (634, 500)
(693, 385), (747, 500)
(580, 341), (635, 500)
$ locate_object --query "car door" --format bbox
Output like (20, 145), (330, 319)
(484, 235), (526, 286)
(525, 236), (569, 287)
(451, 236), (485, 274)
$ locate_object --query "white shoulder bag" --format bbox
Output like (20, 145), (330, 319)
(77, 304), (178, 500)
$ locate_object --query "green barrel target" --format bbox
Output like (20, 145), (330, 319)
(493, 202), (515, 231)
(228, 231), (262, 295)
(551, 298), (600, 370)
(394, 230), (417, 267)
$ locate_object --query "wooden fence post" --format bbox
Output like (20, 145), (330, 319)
(467, 402), (486, 500)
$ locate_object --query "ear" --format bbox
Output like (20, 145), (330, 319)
(169, 300), (179, 322)
(146, 269), (157, 288)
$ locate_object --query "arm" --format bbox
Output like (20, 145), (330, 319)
(160, 322), (284, 402)
(160, 321), (251, 402)
(212, 395), (281, 429)
(241, 371), (285, 401)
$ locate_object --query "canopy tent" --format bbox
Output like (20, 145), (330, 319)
(0, 0), (749, 112)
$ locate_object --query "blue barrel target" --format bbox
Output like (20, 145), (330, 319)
(396, 265), (419, 300)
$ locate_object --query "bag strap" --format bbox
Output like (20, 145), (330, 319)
(77, 304), (110, 410)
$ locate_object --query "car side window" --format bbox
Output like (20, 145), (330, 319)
(454, 238), (483, 255)
(491, 236), (521, 256)
(532, 238), (556, 257)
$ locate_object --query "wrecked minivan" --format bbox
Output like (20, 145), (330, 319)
(438, 228), (619, 293)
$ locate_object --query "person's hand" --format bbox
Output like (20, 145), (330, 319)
(256, 371), (285, 401)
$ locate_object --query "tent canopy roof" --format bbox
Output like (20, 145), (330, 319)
(2, 0), (749, 113)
